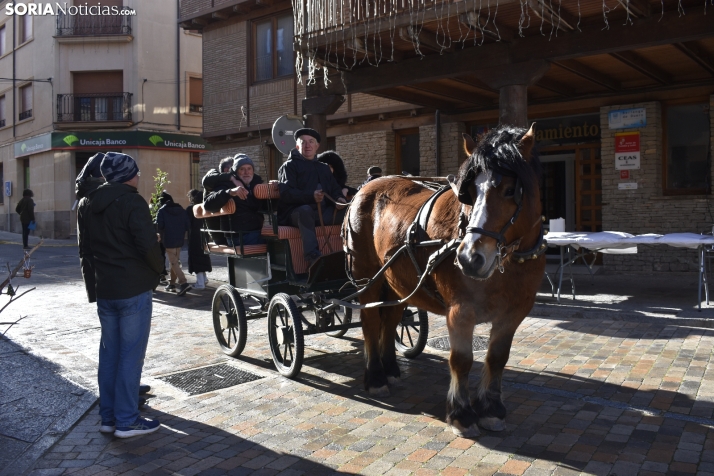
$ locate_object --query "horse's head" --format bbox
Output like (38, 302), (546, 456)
(454, 124), (542, 280)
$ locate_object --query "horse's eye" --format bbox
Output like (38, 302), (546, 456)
(505, 188), (515, 197)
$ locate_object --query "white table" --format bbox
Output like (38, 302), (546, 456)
(544, 232), (714, 309)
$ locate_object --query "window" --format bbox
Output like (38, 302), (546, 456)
(253, 14), (294, 82)
(0, 95), (5, 128)
(188, 76), (202, 113)
(19, 84), (32, 120)
(19, 12), (32, 44)
(664, 103), (711, 194)
(0, 25), (6, 56)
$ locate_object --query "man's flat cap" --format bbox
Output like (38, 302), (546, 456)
(294, 128), (321, 143)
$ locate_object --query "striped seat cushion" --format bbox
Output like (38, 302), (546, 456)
(193, 200), (235, 219)
(205, 242), (267, 256)
(254, 183), (280, 199)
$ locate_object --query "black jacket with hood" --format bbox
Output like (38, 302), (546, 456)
(204, 174), (265, 232)
(157, 202), (190, 248)
(78, 182), (163, 301)
(277, 149), (345, 224)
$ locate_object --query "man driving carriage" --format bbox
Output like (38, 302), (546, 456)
(277, 128), (347, 266)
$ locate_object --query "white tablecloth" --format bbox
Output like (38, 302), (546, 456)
(545, 232), (714, 254)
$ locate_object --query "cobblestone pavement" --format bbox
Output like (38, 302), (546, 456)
(3, 236), (714, 475)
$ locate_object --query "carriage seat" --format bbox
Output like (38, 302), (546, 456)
(193, 201), (268, 256)
(253, 183), (342, 274)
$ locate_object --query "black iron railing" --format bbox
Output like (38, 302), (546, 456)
(189, 104), (203, 113)
(19, 109), (32, 121)
(56, 93), (132, 122)
(56, 11), (132, 36)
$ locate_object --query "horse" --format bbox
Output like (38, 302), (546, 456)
(342, 124), (546, 437)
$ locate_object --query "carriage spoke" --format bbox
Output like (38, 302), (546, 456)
(287, 342), (293, 360)
(282, 342), (288, 362)
(405, 327), (414, 346)
(230, 328), (236, 346)
(220, 295), (230, 314)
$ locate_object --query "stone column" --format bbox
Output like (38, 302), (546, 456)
(302, 95), (345, 153)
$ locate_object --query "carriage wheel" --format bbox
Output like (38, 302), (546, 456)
(267, 293), (305, 378)
(212, 285), (248, 357)
(325, 305), (353, 338)
(395, 308), (429, 359)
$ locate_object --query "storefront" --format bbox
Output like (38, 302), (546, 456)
(6, 131), (209, 239)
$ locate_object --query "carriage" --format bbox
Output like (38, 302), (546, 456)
(194, 181), (429, 379)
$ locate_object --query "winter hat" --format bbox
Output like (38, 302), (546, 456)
(77, 153), (105, 181)
(159, 191), (173, 207)
(368, 166), (382, 176)
(294, 128), (321, 143)
(100, 152), (139, 183)
(232, 154), (255, 172)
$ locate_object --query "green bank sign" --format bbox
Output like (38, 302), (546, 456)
(15, 131), (209, 157)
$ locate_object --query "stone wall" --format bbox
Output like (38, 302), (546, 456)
(601, 98), (714, 273)
(419, 122), (466, 177)
(336, 131), (395, 189)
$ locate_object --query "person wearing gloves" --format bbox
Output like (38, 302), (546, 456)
(156, 191), (191, 296)
(204, 154), (265, 246)
(77, 152), (163, 438)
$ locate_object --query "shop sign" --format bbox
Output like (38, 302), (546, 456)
(52, 131), (209, 151)
(608, 108), (646, 129)
(620, 170), (630, 179)
(471, 114), (600, 147)
(618, 182), (638, 190)
(614, 132), (640, 170)
(14, 133), (52, 157)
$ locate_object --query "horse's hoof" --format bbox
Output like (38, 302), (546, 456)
(479, 416), (506, 432)
(368, 385), (390, 397)
(387, 376), (403, 387)
(451, 421), (480, 438)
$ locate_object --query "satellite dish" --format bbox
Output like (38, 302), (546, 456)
(272, 115), (304, 155)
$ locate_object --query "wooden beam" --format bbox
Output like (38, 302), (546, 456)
(191, 18), (209, 26)
(370, 88), (455, 110)
(674, 42), (714, 76)
(535, 77), (576, 97)
(553, 59), (622, 91)
(527, 0), (577, 32)
(617, 0), (651, 18)
(610, 51), (672, 84)
(448, 77), (500, 97)
(212, 11), (230, 20)
(406, 83), (493, 106)
(399, 26), (453, 54)
(458, 11), (513, 42)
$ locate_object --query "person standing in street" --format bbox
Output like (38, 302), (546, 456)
(186, 189), (212, 289)
(77, 152), (164, 438)
(15, 189), (35, 249)
(156, 191), (191, 296)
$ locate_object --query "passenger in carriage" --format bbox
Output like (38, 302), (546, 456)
(201, 156), (234, 245)
(277, 128), (347, 266)
(317, 150), (359, 200)
(204, 154), (266, 247)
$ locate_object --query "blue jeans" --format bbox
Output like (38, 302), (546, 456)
(227, 230), (265, 247)
(97, 290), (152, 427)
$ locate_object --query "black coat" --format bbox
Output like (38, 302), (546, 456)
(157, 202), (190, 248)
(204, 174), (265, 232)
(277, 149), (345, 224)
(186, 205), (212, 274)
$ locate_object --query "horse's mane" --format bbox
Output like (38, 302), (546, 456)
(459, 125), (542, 202)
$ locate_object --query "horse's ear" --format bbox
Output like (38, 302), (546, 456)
(519, 123), (536, 160)
(463, 133), (477, 156)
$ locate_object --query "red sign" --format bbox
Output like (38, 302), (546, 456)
(620, 170), (630, 179)
(615, 132), (640, 153)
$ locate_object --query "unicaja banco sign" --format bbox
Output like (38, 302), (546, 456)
(5, 3), (136, 16)
(51, 132), (208, 152)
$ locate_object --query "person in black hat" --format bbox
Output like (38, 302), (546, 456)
(277, 128), (347, 267)
(318, 150), (358, 200)
(359, 165), (383, 190)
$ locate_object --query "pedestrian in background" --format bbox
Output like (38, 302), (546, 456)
(16, 189), (35, 250)
(359, 166), (382, 190)
(186, 189), (212, 289)
(78, 152), (163, 438)
(156, 191), (191, 296)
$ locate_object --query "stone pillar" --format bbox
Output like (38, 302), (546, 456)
(474, 61), (550, 127)
(302, 95), (345, 154)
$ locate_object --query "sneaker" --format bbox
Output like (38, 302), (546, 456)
(176, 283), (192, 296)
(99, 421), (115, 433)
(139, 384), (151, 395)
(164, 284), (176, 292)
(114, 417), (160, 438)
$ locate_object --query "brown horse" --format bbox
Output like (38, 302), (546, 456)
(343, 124), (545, 437)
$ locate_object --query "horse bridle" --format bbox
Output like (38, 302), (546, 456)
(460, 168), (547, 272)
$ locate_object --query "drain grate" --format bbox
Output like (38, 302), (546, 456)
(159, 364), (263, 396)
(427, 335), (490, 352)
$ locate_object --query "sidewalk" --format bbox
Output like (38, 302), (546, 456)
(2, 234), (714, 475)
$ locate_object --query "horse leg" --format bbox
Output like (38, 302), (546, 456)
(379, 304), (406, 386)
(445, 314), (480, 438)
(359, 279), (392, 397)
(473, 321), (517, 432)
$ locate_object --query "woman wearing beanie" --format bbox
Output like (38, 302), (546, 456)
(186, 189), (212, 289)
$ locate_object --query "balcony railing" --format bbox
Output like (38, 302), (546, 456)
(56, 93), (132, 122)
(189, 104), (203, 113)
(19, 109), (32, 121)
(56, 11), (132, 36)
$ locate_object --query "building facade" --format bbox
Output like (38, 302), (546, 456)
(0, 0), (205, 238)
(181, 0), (713, 273)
